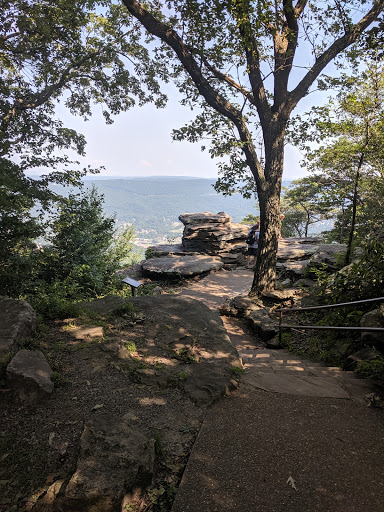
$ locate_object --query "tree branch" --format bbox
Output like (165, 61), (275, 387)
(287, 0), (384, 114)
(231, 1), (272, 128)
(200, 56), (256, 106)
(121, 0), (266, 187)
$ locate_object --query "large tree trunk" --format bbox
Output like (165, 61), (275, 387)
(250, 121), (285, 295)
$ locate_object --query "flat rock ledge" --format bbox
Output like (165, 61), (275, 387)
(141, 255), (224, 279)
(179, 212), (231, 225)
(129, 295), (241, 406)
(0, 297), (37, 365)
(6, 349), (54, 401)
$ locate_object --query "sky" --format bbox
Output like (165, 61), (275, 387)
(56, 81), (317, 181)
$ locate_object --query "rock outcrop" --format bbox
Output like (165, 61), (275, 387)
(54, 413), (154, 512)
(0, 297), (37, 365)
(141, 255), (224, 279)
(128, 295), (241, 406)
(142, 212), (249, 277)
(6, 349), (54, 401)
(180, 212), (248, 256)
(360, 307), (384, 348)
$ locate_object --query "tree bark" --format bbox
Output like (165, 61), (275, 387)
(345, 152), (364, 265)
(250, 119), (286, 294)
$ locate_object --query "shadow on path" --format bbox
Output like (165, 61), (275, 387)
(172, 268), (384, 512)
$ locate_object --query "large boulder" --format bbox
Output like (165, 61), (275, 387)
(140, 255), (224, 279)
(145, 244), (198, 258)
(308, 244), (347, 271)
(247, 309), (278, 342)
(179, 211), (231, 225)
(6, 349), (54, 401)
(182, 222), (248, 253)
(276, 259), (310, 279)
(54, 413), (154, 512)
(277, 242), (318, 261)
(81, 295), (127, 315)
(0, 297), (37, 365)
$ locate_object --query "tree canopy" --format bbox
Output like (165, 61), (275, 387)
(290, 60), (384, 260)
(120, 0), (384, 293)
(0, 0), (167, 298)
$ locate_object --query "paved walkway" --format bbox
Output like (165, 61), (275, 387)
(173, 269), (384, 512)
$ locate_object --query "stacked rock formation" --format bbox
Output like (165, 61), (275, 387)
(179, 212), (248, 264)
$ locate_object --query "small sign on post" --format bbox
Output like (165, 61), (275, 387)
(122, 276), (142, 296)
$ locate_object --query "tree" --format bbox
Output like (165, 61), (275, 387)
(120, 0), (384, 294)
(42, 186), (136, 297)
(281, 177), (332, 237)
(0, 0), (166, 294)
(294, 61), (384, 261)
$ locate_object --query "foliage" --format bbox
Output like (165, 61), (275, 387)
(290, 61), (384, 252)
(241, 214), (260, 226)
(313, 239), (384, 304)
(355, 357), (384, 381)
(19, 187), (137, 318)
(280, 177), (332, 237)
(0, 0), (166, 299)
(121, 0), (384, 293)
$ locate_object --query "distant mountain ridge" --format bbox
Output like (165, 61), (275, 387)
(45, 175), (292, 244)
(83, 176), (265, 242)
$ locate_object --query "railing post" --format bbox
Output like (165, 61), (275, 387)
(279, 310), (283, 345)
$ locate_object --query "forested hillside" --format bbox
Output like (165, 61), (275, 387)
(53, 176), (260, 243)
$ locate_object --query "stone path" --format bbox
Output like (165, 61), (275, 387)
(172, 268), (384, 512)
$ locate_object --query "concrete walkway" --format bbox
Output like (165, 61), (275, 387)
(172, 269), (384, 512)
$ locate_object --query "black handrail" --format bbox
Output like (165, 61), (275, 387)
(274, 296), (384, 345)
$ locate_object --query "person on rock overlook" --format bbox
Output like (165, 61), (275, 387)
(246, 222), (260, 269)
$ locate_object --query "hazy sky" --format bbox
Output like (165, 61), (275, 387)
(57, 80), (322, 181)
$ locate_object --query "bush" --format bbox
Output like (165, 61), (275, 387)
(313, 238), (384, 304)
(355, 357), (384, 381)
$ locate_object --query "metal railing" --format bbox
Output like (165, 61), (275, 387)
(274, 296), (384, 345)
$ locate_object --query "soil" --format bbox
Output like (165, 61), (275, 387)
(0, 296), (216, 512)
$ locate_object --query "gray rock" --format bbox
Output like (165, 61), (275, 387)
(247, 309), (278, 342)
(262, 289), (298, 302)
(181, 366), (238, 406)
(129, 295), (241, 406)
(284, 236), (324, 245)
(141, 255), (224, 279)
(276, 259), (310, 278)
(145, 244), (198, 257)
(308, 244), (347, 270)
(219, 295), (263, 318)
(181, 222), (248, 253)
(6, 349), (54, 401)
(0, 297), (37, 365)
(55, 413), (154, 512)
(293, 278), (316, 289)
(219, 252), (244, 264)
(360, 308), (384, 348)
(277, 243), (318, 261)
(179, 211), (231, 225)
(345, 346), (381, 370)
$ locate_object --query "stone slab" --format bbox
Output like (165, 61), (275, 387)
(141, 255), (224, 279)
(242, 372), (350, 398)
(179, 212), (231, 225)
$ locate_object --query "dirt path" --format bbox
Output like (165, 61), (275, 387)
(172, 269), (384, 512)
